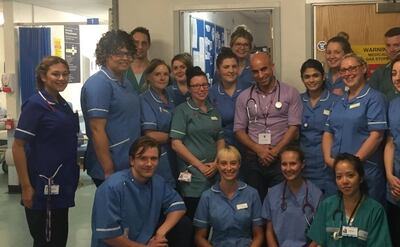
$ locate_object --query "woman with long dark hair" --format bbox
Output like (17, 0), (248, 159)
(308, 153), (392, 246)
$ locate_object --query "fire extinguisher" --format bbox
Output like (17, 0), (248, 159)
(5, 118), (14, 130)
(1, 74), (13, 93)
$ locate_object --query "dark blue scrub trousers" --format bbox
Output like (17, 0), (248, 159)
(25, 207), (69, 247)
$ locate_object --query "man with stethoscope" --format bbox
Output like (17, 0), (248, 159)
(234, 52), (303, 200)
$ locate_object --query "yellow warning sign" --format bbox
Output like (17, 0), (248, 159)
(352, 45), (389, 65)
(53, 38), (63, 57)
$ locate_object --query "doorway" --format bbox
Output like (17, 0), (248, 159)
(179, 8), (279, 82)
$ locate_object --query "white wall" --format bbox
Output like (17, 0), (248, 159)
(119, 0), (306, 90)
(13, 2), (88, 23)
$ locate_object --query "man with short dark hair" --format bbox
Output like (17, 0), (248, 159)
(368, 27), (400, 100)
(91, 136), (187, 247)
(234, 52), (303, 200)
(128, 26), (151, 93)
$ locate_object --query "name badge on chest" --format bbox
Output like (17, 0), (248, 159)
(342, 226), (358, 238)
(211, 116), (218, 121)
(323, 109), (330, 116)
(349, 102), (361, 109)
(44, 184), (60, 195)
(258, 130), (271, 144)
(236, 203), (248, 210)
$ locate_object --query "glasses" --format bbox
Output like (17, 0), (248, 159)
(339, 64), (362, 75)
(51, 72), (69, 79)
(190, 83), (209, 90)
(233, 42), (250, 48)
(112, 50), (132, 58)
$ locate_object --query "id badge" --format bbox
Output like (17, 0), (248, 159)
(44, 184), (60, 195)
(258, 130), (271, 144)
(342, 226), (358, 237)
(178, 171), (192, 182)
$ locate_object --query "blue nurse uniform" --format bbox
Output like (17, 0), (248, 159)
(15, 90), (79, 209)
(300, 89), (339, 195)
(325, 84), (387, 203)
(262, 180), (322, 247)
(91, 169), (186, 247)
(208, 82), (252, 147)
(81, 67), (141, 180)
(193, 181), (264, 247)
(140, 88), (176, 187)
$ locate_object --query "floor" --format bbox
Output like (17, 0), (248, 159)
(0, 169), (95, 247)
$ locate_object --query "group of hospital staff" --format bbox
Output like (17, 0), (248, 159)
(10, 23), (400, 247)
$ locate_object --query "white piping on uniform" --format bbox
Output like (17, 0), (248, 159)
(109, 138), (130, 148)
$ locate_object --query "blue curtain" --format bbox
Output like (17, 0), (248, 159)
(19, 27), (51, 102)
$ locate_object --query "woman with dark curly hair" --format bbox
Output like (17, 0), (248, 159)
(81, 29), (141, 187)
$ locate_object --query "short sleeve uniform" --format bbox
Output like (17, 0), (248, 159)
(91, 170), (186, 247)
(170, 99), (224, 197)
(325, 85), (387, 203)
(387, 97), (400, 206)
(15, 90), (79, 209)
(300, 89), (339, 195)
(166, 80), (190, 106)
(81, 67), (141, 180)
(140, 88), (176, 187)
(193, 181), (264, 247)
(308, 194), (392, 247)
(208, 82), (252, 147)
(262, 180), (322, 247)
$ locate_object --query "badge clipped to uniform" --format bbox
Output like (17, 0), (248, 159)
(323, 109), (330, 116)
(178, 170), (192, 182)
(341, 226), (358, 238)
(211, 116), (218, 121)
(236, 203), (248, 210)
(258, 130), (271, 144)
(349, 102), (361, 109)
(44, 184), (60, 195)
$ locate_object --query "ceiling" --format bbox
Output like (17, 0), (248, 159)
(4, 0), (112, 20)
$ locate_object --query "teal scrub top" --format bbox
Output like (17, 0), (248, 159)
(170, 98), (224, 197)
(368, 63), (399, 101)
(126, 67), (147, 93)
(308, 194), (392, 247)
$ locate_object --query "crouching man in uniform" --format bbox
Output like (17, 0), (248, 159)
(91, 136), (190, 247)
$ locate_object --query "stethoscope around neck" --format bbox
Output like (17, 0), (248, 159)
(245, 80), (282, 121)
(280, 180), (315, 227)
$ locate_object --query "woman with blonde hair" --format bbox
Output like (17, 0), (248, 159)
(194, 145), (264, 247)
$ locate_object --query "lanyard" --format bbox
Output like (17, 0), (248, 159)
(344, 195), (363, 226)
(39, 163), (63, 242)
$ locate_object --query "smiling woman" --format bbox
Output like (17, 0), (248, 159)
(81, 29), (141, 187)
(322, 53), (387, 204)
(193, 145), (264, 247)
(261, 146), (322, 247)
(308, 153), (392, 247)
(12, 56), (79, 246)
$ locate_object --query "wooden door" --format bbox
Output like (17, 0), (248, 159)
(314, 3), (400, 75)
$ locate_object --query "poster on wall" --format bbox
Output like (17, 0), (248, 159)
(204, 21), (215, 83)
(64, 25), (81, 83)
(352, 45), (389, 77)
(191, 17), (225, 84)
